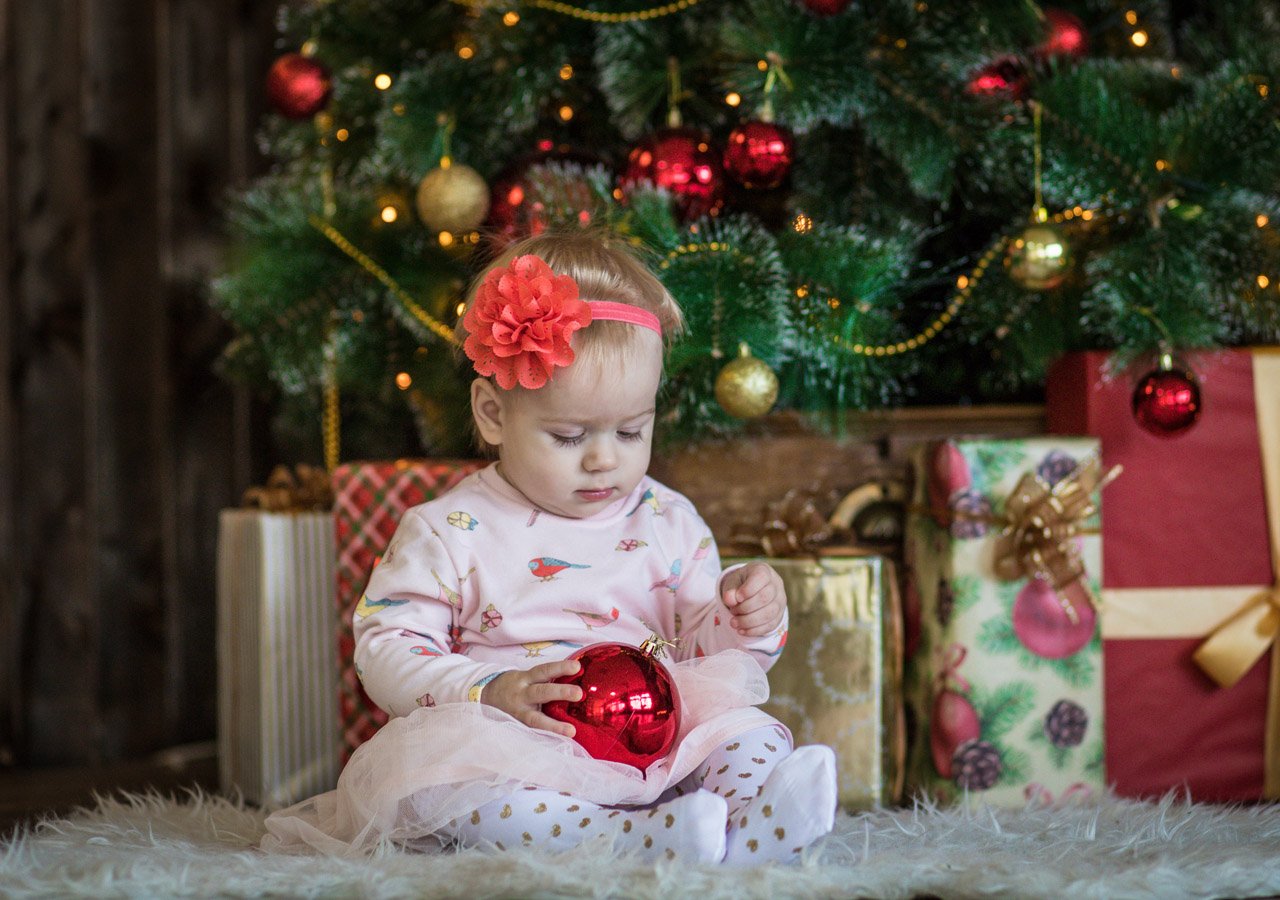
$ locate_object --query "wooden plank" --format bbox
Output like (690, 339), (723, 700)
(11, 0), (98, 766)
(82, 0), (167, 758)
(0, 0), (15, 768)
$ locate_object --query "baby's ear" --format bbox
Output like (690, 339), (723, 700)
(470, 377), (506, 447)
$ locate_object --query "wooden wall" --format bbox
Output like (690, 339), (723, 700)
(1, 0), (277, 767)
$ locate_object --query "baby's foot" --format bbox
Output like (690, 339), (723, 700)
(614, 788), (728, 863)
(723, 744), (837, 865)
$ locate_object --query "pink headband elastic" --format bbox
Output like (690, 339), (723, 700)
(461, 254), (662, 390)
(584, 300), (662, 335)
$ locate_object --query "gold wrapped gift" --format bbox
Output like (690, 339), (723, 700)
(728, 553), (905, 810)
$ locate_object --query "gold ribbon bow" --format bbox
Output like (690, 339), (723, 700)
(727, 489), (857, 558)
(1193, 589), (1280, 689)
(242, 464), (334, 512)
(992, 457), (1121, 621)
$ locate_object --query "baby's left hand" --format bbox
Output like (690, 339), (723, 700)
(720, 563), (786, 637)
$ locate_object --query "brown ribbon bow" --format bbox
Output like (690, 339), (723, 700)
(242, 463), (334, 512)
(991, 457), (1121, 619)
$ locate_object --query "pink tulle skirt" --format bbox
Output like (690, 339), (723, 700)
(262, 650), (781, 855)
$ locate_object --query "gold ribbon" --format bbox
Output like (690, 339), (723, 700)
(990, 457), (1121, 621)
(726, 489), (859, 559)
(1191, 348), (1280, 798)
(242, 464), (333, 512)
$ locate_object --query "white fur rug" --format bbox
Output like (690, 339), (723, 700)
(2, 791), (1280, 898)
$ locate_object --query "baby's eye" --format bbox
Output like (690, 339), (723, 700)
(552, 433), (584, 447)
(618, 430), (645, 442)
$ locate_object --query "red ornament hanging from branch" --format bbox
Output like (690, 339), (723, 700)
(1034, 8), (1089, 60)
(965, 55), (1030, 101)
(623, 127), (725, 222)
(724, 120), (795, 190)
(798, 0), (853, 15)
(1132, 355), (1201, 436)
(265, 52), (333, 120)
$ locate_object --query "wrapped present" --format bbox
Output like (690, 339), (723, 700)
(903, 438), (1115, 806)
(1047, 348), (1280, 801)
(333, 458), (484, 761)
(726, 491), (905, 810)
(217, 472), (338, 806)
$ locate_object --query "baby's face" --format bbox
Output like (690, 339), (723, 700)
(495, 335), (663, 519)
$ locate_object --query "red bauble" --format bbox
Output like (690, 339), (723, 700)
(1035, 8), (1089, 60)
(1132, 363), (1201, 436)
(622, 127), (725, 221)
(930, 689), (981, 779)
(265, 52), (332, 120)
(486, 144), (602, 247)
(926, 441), (971, 525)
(543, 642), (681, 771)
(799, 0), (852, 14)
(965, 55), (1030, 101)
(1011, 577), (1096, 659)
(723, 121), (795, 190)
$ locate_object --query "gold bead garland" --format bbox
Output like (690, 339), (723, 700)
(448, 0), (703, 22)
(309, 215), (460, 346)
(323, 319), (341, 472)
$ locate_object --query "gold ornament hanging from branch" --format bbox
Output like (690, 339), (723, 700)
(1005, 101), (1074, 292)
(715, 342), (779, 419)
(416, 160), (489, 233)
(1005, 222), (1072, 290)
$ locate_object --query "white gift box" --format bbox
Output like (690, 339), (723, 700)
(216, 510), (338, 806)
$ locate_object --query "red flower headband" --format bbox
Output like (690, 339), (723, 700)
(462, 254), (662, 390)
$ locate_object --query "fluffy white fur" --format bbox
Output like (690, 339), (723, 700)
(3, 790), (1280, 898)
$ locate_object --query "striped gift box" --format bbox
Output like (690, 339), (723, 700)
(333, 459), (484, 762)
(216, 510), (337, 806)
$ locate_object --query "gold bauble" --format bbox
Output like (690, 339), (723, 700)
(415, 162), (490, 233)
(1005, 222), (1072, 291)
(715, 343), (779, 419)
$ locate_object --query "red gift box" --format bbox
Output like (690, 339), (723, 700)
(1046, 348), (1280, 801)
(333, 458), (484, 763)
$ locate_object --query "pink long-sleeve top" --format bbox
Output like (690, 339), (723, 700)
(354, 463), (787, 717)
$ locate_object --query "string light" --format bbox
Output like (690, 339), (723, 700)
(1124, 10), (1138, 25)
(559, 64), (574, 80)
(396, 372), (413, 390)
(1258, 214), (1270, 228)
(502, 10), (520, 25)
(725, 92), (741, 107)
(558, 105), (574, 121)
(380, 205), (399, 224)
(374, 73), (393, 90)
(335, 128), (350, 141)
(1259, 275), (1271, 289)
(792, 213), (813, 233)
(1131, 29), (1149, 47)
(438, 231), (455, 247)
(457, 43), (475, 59)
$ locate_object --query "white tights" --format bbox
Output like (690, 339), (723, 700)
(441, 725), (837, 864)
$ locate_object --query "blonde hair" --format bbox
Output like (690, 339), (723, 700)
(455, 230), (684, 378)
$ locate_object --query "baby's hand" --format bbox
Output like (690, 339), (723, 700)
(720, 563), (786, 637)
(481, 660), (584, 738)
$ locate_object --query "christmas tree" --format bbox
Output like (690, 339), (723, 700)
(213, 0), (1280, 465)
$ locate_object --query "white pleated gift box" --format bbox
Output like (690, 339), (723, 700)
(216, 509), (338, 806)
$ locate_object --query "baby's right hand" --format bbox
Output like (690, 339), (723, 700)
(481, 660), (584, 738)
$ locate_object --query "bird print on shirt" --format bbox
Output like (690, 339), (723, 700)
(521, 640), (584, 657)
(692, 536), (713, 560)
(564, 607), (620, 629)
(528, 557), (591, 581)
(650, 559), (683, 594)
(480, 603), (504, 632)
(355, 594), (409, 618)
(433, 569), (463, 607)
(627, 488), (663, 517)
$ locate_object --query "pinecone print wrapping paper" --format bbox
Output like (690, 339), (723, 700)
(903, 438), (1107, 807)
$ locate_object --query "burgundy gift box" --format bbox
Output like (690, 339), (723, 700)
(1046, 349), (1280, 802)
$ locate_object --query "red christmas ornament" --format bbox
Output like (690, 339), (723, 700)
(798, 0), (852, 14)
(543, 641), (681, 771)
(1034, 8), (1089, 60)
(1011, 577), (1096, 659)
(965, 55), (1030, 101)
(723, 120), (795, 190)
(265, 52), (332, 120)
(622, 127), (725, 221)
(486, 144), (602, 247)
(1132, 359), (1201, 436)
(930, 646), (980, 779)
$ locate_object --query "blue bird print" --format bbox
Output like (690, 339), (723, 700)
(650, 558), (683, 594)
(529, 557), (591, 581)
(355, 594), (410, 619)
